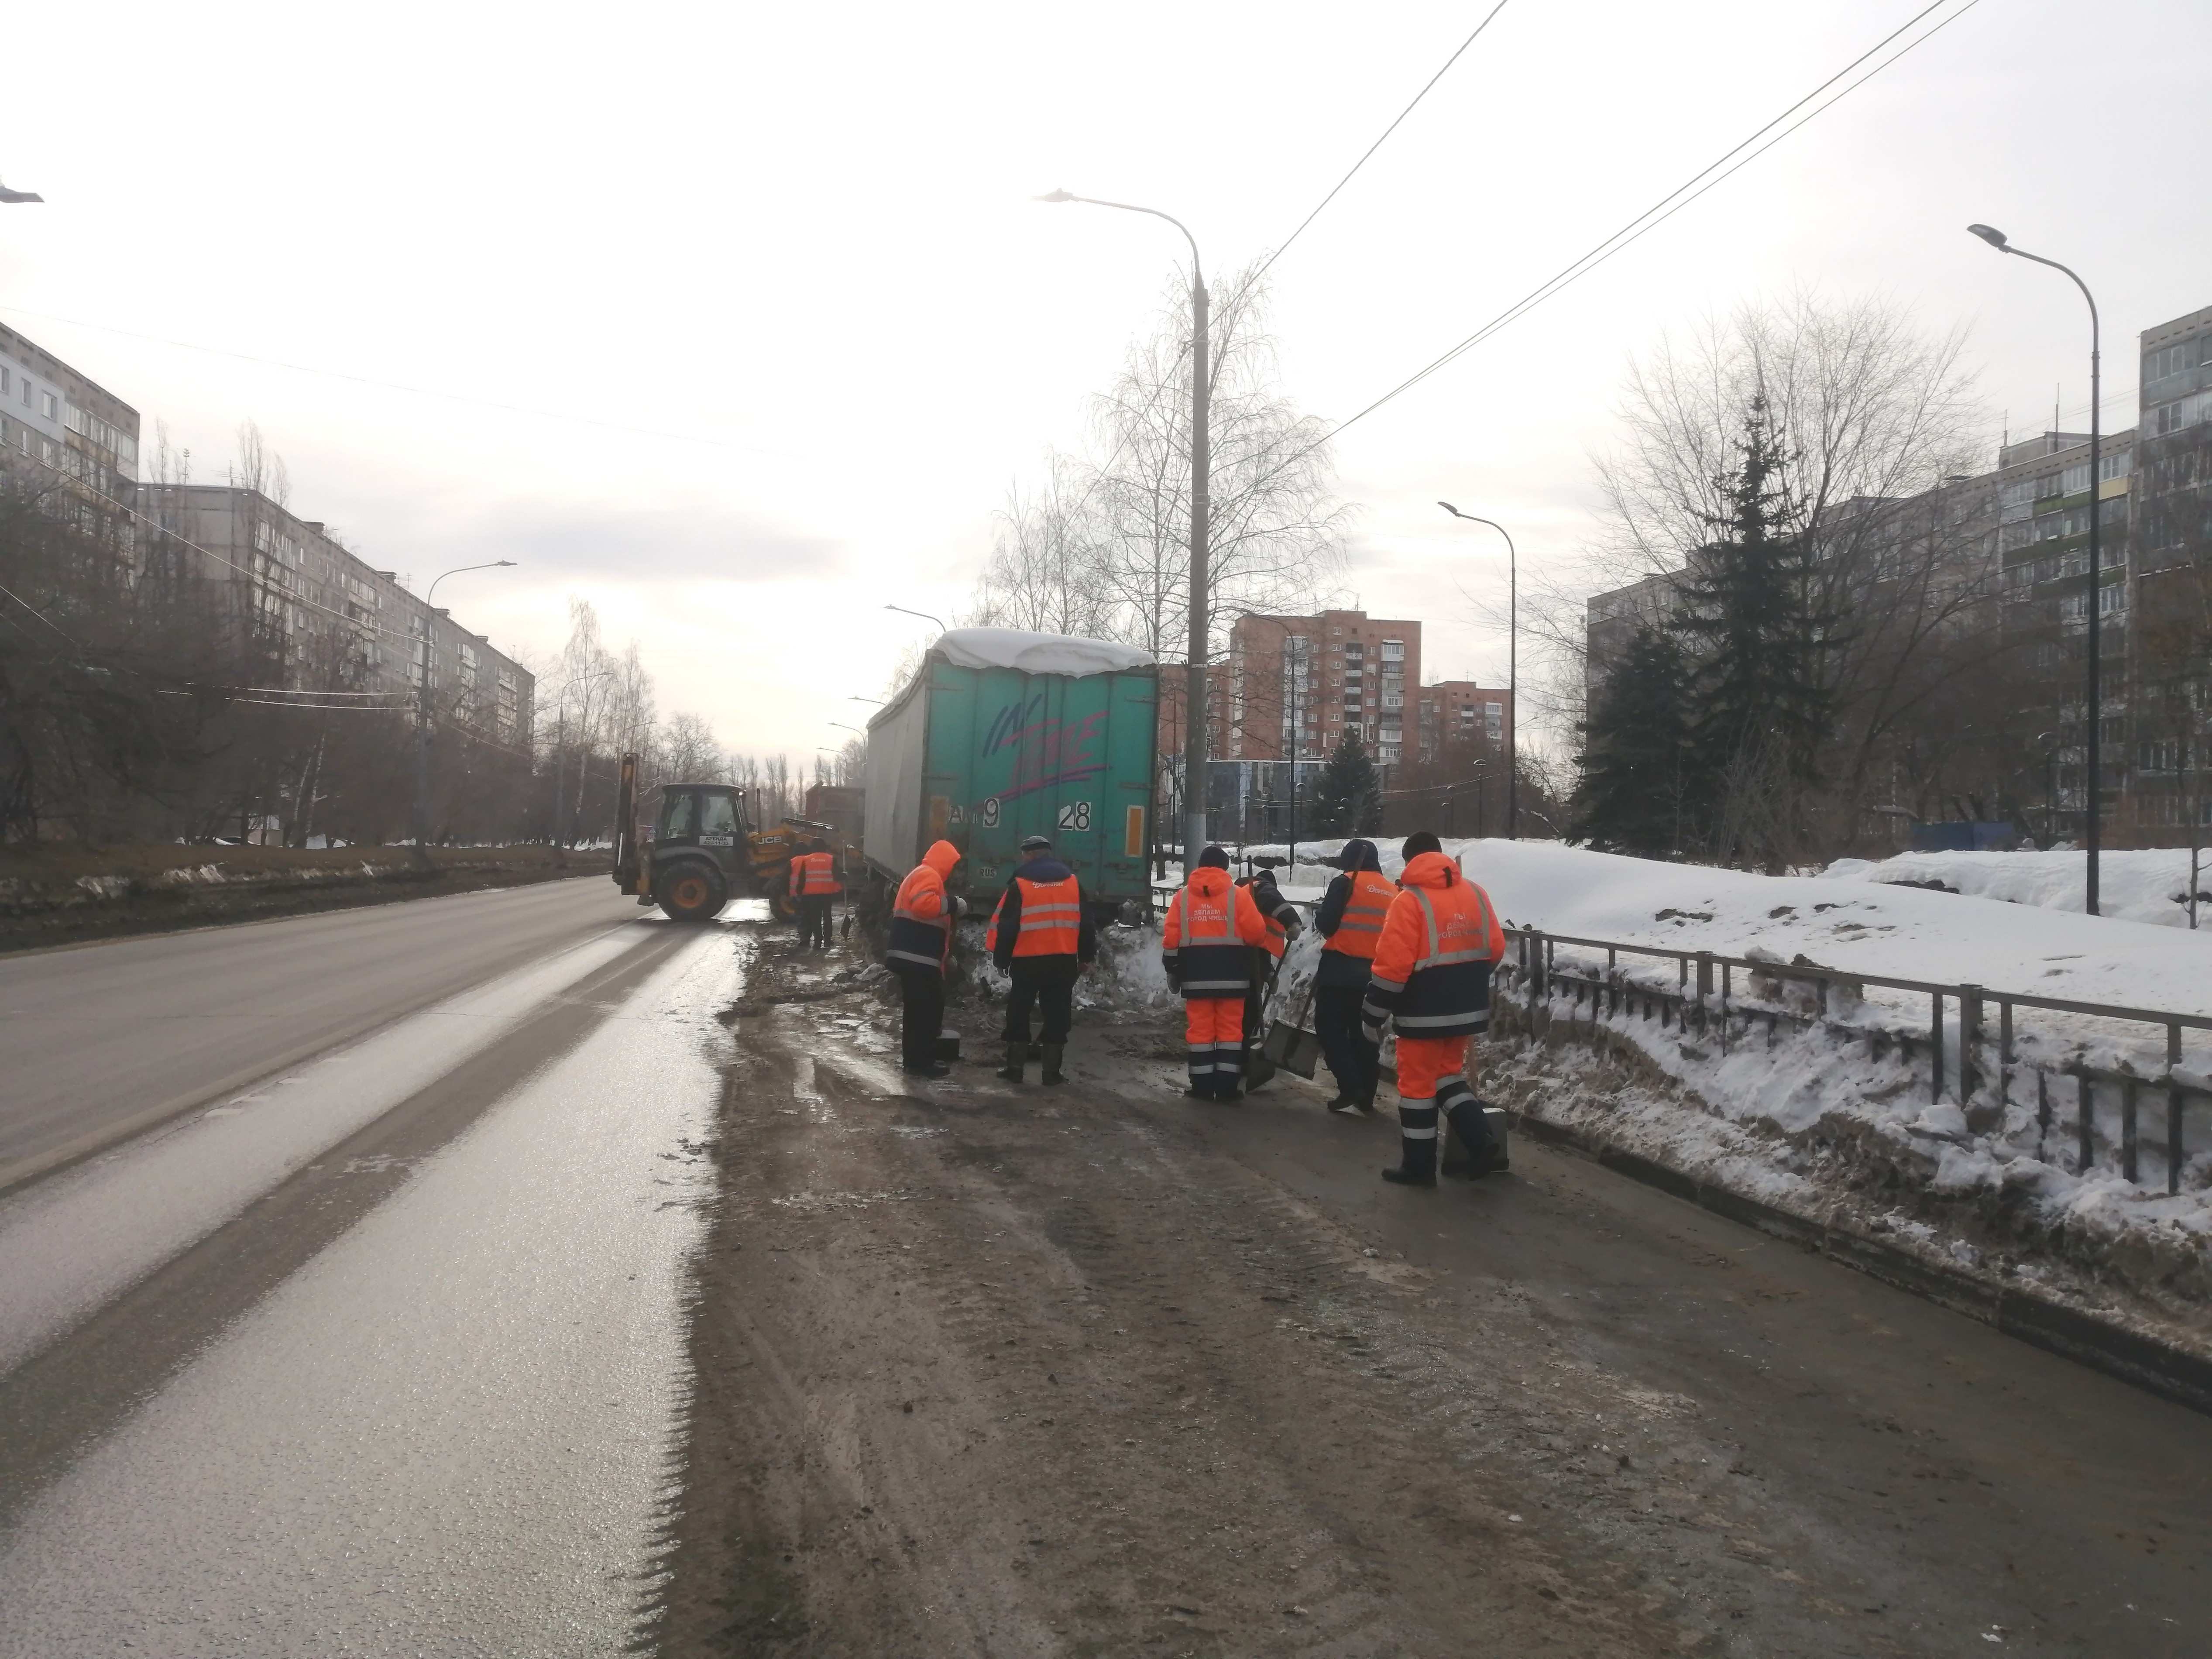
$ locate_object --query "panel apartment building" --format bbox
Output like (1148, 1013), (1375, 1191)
(139, 484), (532, 744)
(1581, 299), (2212, 847)
(0, 320), (140, 555)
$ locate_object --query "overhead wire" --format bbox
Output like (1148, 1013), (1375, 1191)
(1316, 0), (1985, 450)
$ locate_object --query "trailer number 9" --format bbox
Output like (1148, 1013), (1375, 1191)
(1056, 800), (1092, 832)
(979, 797), (1001, 828)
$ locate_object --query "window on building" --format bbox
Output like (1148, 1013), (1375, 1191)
(1379, 640), (1404, 662)
(2099, 582), (2128, 616)
(2099, 447), (2133, 481)
(41, 392), (57, 420)
(0, 367), (8, 395)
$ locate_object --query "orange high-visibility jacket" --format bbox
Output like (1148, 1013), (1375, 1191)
(797, 850), (843, 896)
(886, 839), (962, 974)
(1321, 869), (1398, 962)
(1361, 850), (1504, 1039)
(986, 867), (1089, 962)
(1161, 866), (1267, 998)
(1246, 876), (1302, 961)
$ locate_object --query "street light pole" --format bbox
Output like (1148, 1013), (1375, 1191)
(1437, 504), (1518, 840)
(1968, 224), (2103, 915)
(411, 560), (516, 850)
(1037, 189), (1211, 860)
(884, 604), (948, 632)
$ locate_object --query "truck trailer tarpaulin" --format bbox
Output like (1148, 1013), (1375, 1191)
(862, 629), (1158, 917)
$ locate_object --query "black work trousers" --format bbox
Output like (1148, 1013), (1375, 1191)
(893, 965), (945, 1069)
(1002, 956), (1079, 1045)
(800, 893), (836, 948)
(1314, 982), (1379, 1103)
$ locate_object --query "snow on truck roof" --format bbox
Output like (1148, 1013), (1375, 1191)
(931, 628), (1155, 676)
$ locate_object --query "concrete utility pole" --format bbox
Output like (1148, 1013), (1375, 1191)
(1036, 190), (1211, 860)
(412, 562), (515, 851)
(1437, 504), (1518, 840)
(1968, 225), (2103, 914)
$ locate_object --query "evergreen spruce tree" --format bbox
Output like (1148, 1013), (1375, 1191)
(1570, 629), (1692, 858)
(1674, 397), (1837, 865)
(1310, 729), (1381, 836)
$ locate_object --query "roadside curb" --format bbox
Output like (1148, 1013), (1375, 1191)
(1504, 1107), (2212, 1419)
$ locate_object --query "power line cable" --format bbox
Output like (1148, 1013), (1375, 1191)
(1245, 0), (1515, 291)
(1319, 0), (1983, 449)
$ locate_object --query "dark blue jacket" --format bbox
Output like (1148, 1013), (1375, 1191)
(989, 855), (1097, 971)
(1313, 839), (1384, 988)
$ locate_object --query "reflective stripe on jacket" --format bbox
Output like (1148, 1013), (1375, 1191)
(1321, 869), (1396, 962)
(886, 839), (961, 974)
(1361, 851), (1504, 1039)
(985, 858), (1095, 966)
(1161, 867), (1267, 998)
(800, 851), (842, 896)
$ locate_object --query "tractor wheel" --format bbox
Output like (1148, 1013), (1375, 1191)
(769, 890), (800, 924)
(656, 862), (728, 923)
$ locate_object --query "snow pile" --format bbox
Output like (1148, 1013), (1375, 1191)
(932, 628), (1154, 677)
(1822, 848), (2212, 931)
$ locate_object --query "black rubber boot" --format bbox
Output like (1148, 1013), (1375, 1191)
(1381, 1134), (1438, 1187)
(1040, 1043), (1067, 1085)
(1325, 1093), (1358, 1113)
(1441, 1099), (1487, 1178)
(997, 1041), (1026, 1082)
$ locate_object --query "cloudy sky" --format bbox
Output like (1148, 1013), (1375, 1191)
(6, 0), (2207, 760)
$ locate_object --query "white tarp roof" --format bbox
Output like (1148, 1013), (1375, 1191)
(931, 628), (1154, 677)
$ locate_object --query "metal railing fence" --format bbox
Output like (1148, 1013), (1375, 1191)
(1497, 927), (2212, 1197)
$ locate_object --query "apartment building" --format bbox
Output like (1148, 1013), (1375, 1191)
(139, 484), (532, 743)
(1580, 298), (2212, 845)
(1415, 680), (1511, 760)
(0, 321), (140, 554)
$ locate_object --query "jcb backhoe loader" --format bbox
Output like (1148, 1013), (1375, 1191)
(608, 752), (840, 923)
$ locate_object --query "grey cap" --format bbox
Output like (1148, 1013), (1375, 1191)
(1019, 834), (1052, 852)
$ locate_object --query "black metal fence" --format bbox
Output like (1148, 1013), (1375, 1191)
(1498, 927), (2212, 1197)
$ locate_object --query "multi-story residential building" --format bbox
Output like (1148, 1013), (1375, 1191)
(0, 322), (140, 555)
(1580, 298), (2212, 846)
(138, 484), (532, 743)
(1415, 680), (1512, 761)
(1152, 610), (1422, 841)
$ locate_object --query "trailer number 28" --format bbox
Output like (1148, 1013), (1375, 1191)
(1056, 801), (1092, 832)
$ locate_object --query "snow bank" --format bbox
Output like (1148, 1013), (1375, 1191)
(933, 628), (1154, 677)
(1822, 847), (2212, 931)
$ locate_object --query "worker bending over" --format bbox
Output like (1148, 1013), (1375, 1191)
(987, 834), (1096, 1085)
(885, 838), (965, 1078)
(1239, 865), (1303, 1085)
(1361, 831), (1507, 1185)
(1162, 845), (1268, 1100)
(1312, 838), (1392, 1113)
(794, 838), (843, 950)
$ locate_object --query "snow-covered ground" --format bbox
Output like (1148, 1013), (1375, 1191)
(1822, 846), (2212, 931)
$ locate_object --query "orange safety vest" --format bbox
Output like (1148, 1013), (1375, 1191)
(887, 842), (959, 972)
(799, 851), (842, 896)
(1322, 869), (1397, 962)
(987, 873), (1083, 958)
(788, 853), (807, 897)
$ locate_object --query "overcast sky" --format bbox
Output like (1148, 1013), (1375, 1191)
(7, 0), (2208, 760)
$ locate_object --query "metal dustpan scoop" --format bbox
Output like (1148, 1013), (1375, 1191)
(1261, 978), (1322, 1079)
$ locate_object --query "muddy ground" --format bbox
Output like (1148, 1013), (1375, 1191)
(657, 923), (2212, 1658)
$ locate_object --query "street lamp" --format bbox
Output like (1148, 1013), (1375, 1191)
(1037, 188), (1212, 860)
(884, 604), (947, 632)
(1437, 503), (1518, 841)
(848, 695), (886, 705)
(828, 721), (866, 738)
(0, 179), (43, 205)
(412, 560), (517, 848)
(1968, 223), (2104, 915)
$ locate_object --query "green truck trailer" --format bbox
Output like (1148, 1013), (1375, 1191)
(860, 629), (1158, 922)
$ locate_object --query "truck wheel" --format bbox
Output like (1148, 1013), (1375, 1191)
(656, 863), (728, 923)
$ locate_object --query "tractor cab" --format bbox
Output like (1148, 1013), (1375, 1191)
(611, 761), (756, 923)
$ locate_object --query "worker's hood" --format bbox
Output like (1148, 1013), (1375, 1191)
(1336, 838), (1382, 873)
(1399, 849), (1462, 890)
(922, 839), (960, 878)
(1185, 865), (1233, 900)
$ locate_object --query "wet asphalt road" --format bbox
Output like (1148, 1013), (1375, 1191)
(0, 875), (635, 1193)
(0, 888), (744, 1656)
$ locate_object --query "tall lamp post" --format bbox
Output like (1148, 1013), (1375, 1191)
(1968, 224), (2103, 915)
(412, 560), (515, 848)
(884, 604), (948, 632)
(1437, 504), (1518, 840)
(1037, 189), (1212, 860)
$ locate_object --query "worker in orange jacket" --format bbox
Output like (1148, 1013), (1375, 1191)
(986, 834), (1096, 1085)
(885, 839), (965, 1077)
(1238, 866), (1303, 1086)
(793, 839), (843, 951)
(1312, 838), (1394, 1113)
(1361, 832), (1507, 1186)
(1162, 845), (1269, 1100)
